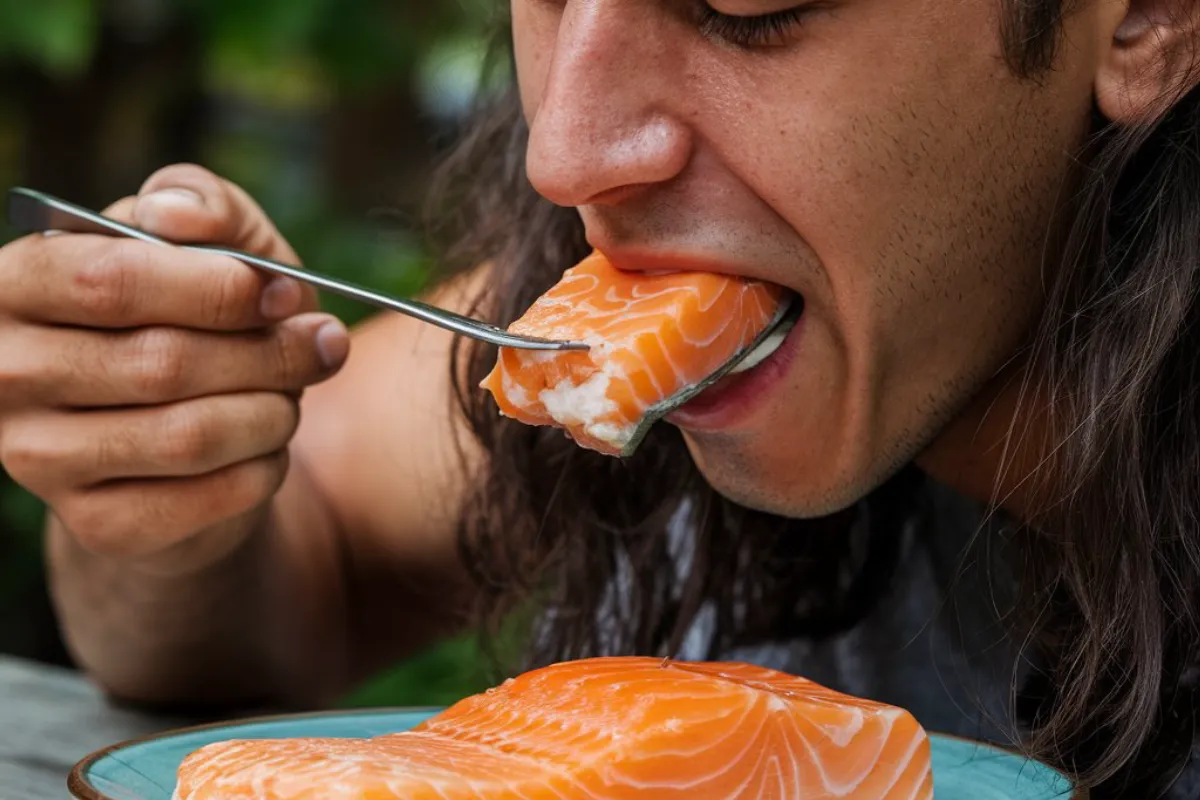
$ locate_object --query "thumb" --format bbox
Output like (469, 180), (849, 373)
(131, 164), (318, 315)
(133, 164), (300, 265)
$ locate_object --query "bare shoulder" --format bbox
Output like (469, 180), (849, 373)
(289, 266), (489, 581)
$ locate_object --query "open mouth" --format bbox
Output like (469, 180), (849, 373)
(727, 294), (803, 375)
(482, 246), (805, 455)
(665, 291), (805, 427)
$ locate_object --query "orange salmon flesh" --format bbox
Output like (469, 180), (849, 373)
(479, 252), (789, 456)
(174, 656), (933, 800)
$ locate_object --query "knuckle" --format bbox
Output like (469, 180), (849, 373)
(128, 327), (191, 399)
(203, 263), (255, 325)
(0, 424), (64, 490)
(93, 422), (141, 477)
(0, 427), (42, 484)
(72, 242), (143, 321)
(156, 404), (216, 466)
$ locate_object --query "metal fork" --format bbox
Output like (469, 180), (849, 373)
(5, 187), (589, 352)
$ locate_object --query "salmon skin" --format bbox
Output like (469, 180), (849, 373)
(174, 656), (933, 800)
(480, 252), (792, 457)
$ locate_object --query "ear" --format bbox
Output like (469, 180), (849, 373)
(1095, 0), (1200, 123)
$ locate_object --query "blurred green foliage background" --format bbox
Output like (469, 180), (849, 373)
(0, 0), (508, 708)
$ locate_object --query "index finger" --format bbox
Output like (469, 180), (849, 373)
(0, 232), (292, 331)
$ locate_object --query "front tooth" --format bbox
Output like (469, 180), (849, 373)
(729, 328), (788, 374)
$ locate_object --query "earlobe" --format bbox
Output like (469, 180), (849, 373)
(1094, 0), (1200, 124)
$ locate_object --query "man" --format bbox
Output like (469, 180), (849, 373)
(1, 1), (1197, 795)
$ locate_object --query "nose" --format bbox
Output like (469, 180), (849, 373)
(524, 4), (693, 208)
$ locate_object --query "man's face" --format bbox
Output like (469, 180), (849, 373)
(513, 0), (1110, 516)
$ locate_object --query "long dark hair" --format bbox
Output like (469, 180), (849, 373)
(424, 3), (1200, 795)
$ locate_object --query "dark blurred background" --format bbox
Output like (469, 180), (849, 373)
(0, 0), (507, 707)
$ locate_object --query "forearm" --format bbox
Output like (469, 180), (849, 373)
(45, 457), (351, 712)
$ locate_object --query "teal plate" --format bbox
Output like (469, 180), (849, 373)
(70, 709), (1082, 799)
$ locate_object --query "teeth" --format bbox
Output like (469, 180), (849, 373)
(729, 326), (789, 374)
(727, 303), (801, 375)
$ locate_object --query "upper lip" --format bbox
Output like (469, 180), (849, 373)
(588, 241), (803, 299)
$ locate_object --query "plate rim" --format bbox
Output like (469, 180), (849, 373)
(68, 708), (1087, 800)
(67, 706), (442, 800)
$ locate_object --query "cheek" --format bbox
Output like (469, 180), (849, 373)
(739, 33), (1091, 382)
(682, 14), (1096, 512)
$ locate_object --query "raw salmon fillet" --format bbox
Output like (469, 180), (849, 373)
(480, 252), (789, 456)
(174, 656), (933, 800)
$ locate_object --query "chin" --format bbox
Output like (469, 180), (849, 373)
(680, 433), (886, 520)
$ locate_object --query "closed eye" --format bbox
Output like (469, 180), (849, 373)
(698, 4), (812, 48)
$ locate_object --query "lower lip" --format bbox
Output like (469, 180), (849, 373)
(666, 314), (802, 431)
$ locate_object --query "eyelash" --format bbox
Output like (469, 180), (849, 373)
(697, 5), (810, 48)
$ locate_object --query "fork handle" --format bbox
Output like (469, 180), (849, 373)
(5, 187), (588, 352)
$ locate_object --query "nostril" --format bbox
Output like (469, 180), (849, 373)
(588, 184), (653, 206)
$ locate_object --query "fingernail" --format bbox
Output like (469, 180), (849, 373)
(145, 188), (204, 208)
(136, 188), (204, 229)
(260, 276), (303, 320)
(315, 321), (349, 370)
